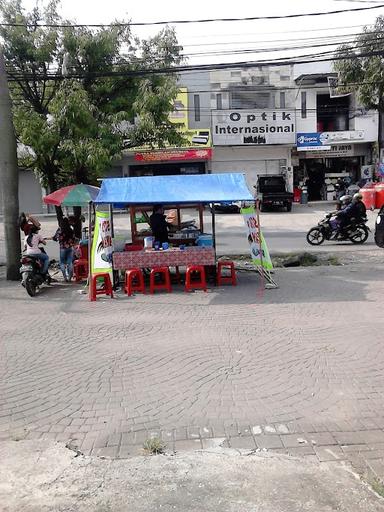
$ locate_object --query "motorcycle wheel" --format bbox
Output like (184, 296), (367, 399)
(349, 225), (369, 244)
(306, 227), (325, 245)
(25, 275), (37, 297)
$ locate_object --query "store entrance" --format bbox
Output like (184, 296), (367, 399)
(298, 156), (364, 201)
(306, 161), (326, 201)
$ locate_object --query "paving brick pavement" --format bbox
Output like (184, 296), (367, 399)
(1, 263), (384, 484)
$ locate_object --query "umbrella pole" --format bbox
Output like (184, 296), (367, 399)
(88, 201), (93, 301)
(109, 203), (114, 238)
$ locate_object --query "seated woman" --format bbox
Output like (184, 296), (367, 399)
(24, 225), (49, 275)
(19, 212), (41, 236)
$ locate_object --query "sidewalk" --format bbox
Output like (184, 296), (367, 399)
(1, 440), (384, 512)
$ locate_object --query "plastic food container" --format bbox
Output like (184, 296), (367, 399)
(144, 236), (154, 249)
(374, 183), (384, 209)
(197, 235), (213, 247)
(360, 186), (376, 210)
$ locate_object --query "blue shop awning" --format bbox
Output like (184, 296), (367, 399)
(95, 173), (253, 205)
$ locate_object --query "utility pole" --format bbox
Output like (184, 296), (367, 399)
(0, 46), (20, 280)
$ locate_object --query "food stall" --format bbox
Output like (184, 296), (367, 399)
(93, 173), (254, 277)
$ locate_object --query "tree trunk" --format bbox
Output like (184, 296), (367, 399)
(0, 48), (21, 280)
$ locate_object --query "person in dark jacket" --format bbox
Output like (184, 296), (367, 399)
(351, 193), (367, 219)
(149, 205), (170, 244)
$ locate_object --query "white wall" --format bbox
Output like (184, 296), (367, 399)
(295, 89), (317, 133)
(354, 111), (378, 142)
(0, 169), (44, 216)
(211, 146), (291, 188)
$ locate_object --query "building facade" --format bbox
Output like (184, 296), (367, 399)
(7, 62), (380, 214)
(293, 63), (378, 200)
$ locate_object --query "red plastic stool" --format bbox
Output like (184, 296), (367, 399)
(124, 268), (145, 296)
(73, 259), (88, 282)
(90, 272), (114, 301)
(185, 265), (207, 292)
(149, 267), (172, 294)
(217, 261), (237, 286)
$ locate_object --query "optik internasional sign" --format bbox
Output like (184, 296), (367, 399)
(212, 110), (296, 146)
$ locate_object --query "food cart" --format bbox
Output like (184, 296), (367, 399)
(93, 173), (253, 282)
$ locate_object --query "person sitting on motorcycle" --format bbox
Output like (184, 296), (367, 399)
(329, 195), (353, 235)
(24, 225), (49, 276)
(19, 212), (41, 236)
(351, 192), (367, 220)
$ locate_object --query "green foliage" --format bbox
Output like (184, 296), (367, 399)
(0, 0), (184, 190)
(143, 437), (166, 455)
(335, 16), (384, 111)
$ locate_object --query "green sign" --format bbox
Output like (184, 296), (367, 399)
(91, 211), (113, 275)
(241, 206), (273, 271)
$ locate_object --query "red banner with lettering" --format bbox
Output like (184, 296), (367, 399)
(134, 148), (213, 162)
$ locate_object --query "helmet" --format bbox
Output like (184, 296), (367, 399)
(340, 195), (352, 205)
(353, 192), (363, 201)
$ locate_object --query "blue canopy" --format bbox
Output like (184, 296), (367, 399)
(95, 173), (253, 205)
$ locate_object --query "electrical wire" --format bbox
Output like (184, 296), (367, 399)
(4, 46), (384, 82)
(0, 4), (383, 27)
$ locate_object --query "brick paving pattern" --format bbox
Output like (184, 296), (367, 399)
(1, 263), (384, 483)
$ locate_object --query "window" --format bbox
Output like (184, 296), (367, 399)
(230, 90), (275, 109)
(194, 94), (200, 122)
(216, 93), (223, 110)
(316, 94), (349, 131)
(301, 91), (307, 119)
(280, 92), (286, 109)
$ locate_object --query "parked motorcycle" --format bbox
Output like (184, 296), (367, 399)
(306, 213), (370, 246)
(20, 253), (52, 297)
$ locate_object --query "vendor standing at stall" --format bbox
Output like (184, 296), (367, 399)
(149, 204), (170, 244)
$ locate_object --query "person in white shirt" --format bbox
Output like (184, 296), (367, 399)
(24, 225), (49, 274)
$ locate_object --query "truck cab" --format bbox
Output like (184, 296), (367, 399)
(256, 175), (294, 212)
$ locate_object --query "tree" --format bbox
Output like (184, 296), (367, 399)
(334, 16), (384, 154)
(0, 1), (184, 224)
(0, 47), (20, 280)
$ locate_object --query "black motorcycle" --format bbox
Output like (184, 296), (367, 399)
(20, 252), (52, 297)
(306, 213), (370, 246)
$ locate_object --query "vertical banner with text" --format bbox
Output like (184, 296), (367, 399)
(241, 206), (273, 271)
(91, 211), (114, 275)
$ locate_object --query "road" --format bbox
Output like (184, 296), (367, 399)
(0, 203), (382, 264)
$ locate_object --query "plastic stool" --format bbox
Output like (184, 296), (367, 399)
(185, 265), (207, 292)
(124, 268), (145, 296)
(90, 272), (114, 301)
(73, 259), (88, 282)
(217, 261), (237, 286)
(149, 267), (172, 294)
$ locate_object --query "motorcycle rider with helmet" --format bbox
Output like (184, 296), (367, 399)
(329, 195), (353, 236)
(351, 192), (367, 220)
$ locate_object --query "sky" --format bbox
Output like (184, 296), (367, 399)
(20, 0), (384, 65)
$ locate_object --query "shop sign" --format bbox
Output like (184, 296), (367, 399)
(361, 165), (373, 180)
(297, 131), (365, 151)
(91, 211), (113, 276)
(134, 148), (213, 162)
(212, 110), (295, 146)
(299, 143), (369, 159)
(241, 206), (273, 270)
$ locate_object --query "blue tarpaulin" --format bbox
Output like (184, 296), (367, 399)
(95, 173), (253, 205)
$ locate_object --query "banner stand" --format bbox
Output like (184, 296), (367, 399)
(87, 201), (93, 301)
(241, 202), (278, 290)
(256, 200), (278, 288)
